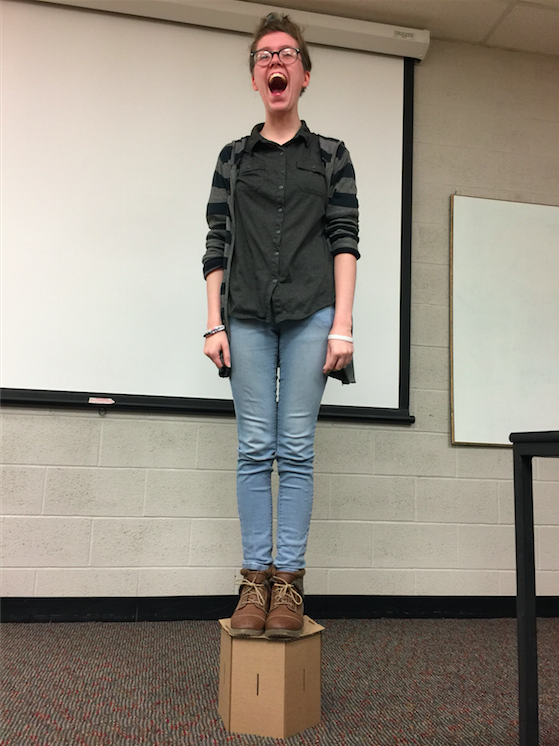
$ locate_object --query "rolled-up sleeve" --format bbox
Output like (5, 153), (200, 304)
(202, 144), (232, 278)
(325, 142), (360, 259)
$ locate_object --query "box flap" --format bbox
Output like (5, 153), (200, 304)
(219, 615), (324, 640)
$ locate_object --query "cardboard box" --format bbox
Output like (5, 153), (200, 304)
(218, 616), (324, 738)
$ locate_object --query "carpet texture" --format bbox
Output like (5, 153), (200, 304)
(1, 618), (558, 745)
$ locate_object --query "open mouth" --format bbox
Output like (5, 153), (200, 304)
(268, 72), (288, 95)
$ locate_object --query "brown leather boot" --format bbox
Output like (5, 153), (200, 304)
(230, 567), (273, 637)
(265, 570), (305, 639)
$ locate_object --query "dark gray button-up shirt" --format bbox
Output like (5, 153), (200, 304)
(229, 123), (336, 324)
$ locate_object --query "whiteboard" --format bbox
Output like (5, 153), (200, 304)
(451, 195), (559, 445)
(1, 0), (412, 420)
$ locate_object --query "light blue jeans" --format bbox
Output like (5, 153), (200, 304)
(229, 306), (334, 573)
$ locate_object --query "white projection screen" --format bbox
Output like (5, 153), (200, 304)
(1, 0), (414, 422)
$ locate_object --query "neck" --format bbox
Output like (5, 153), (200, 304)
(261, 111), (302, 145)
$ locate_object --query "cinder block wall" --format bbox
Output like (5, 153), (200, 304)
(1, 39), (558, 598)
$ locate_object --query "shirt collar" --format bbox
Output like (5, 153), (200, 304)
(246, 121), (312, 154)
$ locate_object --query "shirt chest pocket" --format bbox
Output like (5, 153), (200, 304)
(296, 159), (327, 198)
(237, 157), (267, 191)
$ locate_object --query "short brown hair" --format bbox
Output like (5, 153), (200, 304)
(249, 13), (312, 75)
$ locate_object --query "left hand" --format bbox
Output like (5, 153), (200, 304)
(323, 337), (353, 375)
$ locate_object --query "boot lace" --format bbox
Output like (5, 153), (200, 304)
(271, 577), (303, 607)
(237, 577), (267, 608)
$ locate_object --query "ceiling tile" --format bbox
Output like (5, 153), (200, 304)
(520, 0), (559, 8)
(486, 3), (559, 55)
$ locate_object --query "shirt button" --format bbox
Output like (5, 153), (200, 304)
(278, 208), (283, 213)
(274, 251), (279, 256)
(278, 185), (284, 190)
(273, 279), (278, 283)
(276, 229), (281, 234)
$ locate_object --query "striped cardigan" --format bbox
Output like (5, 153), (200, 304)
(203, 129), (359, 333)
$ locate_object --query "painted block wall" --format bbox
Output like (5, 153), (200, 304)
(1, 39), (558, 598)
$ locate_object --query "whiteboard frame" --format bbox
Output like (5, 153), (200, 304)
(451, 194), (559, 446)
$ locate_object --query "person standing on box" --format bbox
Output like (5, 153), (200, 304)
(202, 13), (359, 638)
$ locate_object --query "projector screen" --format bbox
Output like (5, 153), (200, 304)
(1, 0), (414, 422)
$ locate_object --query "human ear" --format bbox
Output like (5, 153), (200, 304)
(252, 76), (258, 92)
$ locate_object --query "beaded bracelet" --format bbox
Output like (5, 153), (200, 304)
(203, 325), (226, 338)
(327, 334), (354, 343)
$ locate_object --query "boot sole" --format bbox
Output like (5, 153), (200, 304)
(264, 628), (302, 639)
(229, 627), (265, 637)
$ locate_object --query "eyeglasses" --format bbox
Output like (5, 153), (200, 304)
(251, 47), (300, 67)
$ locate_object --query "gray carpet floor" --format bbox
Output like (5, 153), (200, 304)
(1, 618), (558, 745)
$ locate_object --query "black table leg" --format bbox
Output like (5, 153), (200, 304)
(514, 451), (539, 746)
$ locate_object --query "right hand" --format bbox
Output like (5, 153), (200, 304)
(204, 330), (231, 370)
